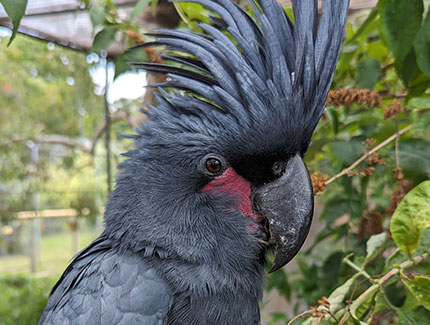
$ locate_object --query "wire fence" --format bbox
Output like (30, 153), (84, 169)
(0, 209), (102, 274)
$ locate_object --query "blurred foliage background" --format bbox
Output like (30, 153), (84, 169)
(0, 0), (429, 324)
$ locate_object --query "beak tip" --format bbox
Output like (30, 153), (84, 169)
(268, 244), (299, 273)
(268, 264), (282, 274)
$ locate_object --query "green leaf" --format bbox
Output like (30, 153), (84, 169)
(395, 48), (419, 85)
(329, 140), (364, 166)
(178, 2), (210, 24)
(413, 10), (430, 77)
(114, 56), (131, 80)
(357, 59), (381, 90)
(385, 229), (430, 273)
(351, 290), (377, 321)
(372, 292), (391, 315)
(114, 49), (148, 79)
(151, 0), (159, 14)
(402, 291), (421, 311)
(367, 42), (388, 63)
(89, 5), (106, 28)
(414, 227), (430, 256)
(402, 276), (430, 311)
(325, 106), (339, 135)
(347, 7), (378, 44)
(328, 273), (361, 314)
(364, 233), (387, 266)
(130, 0), (151, 23)
(378, 0), (424, 62)
(0, 0), (28, 46)
(390, 181), (430, 256)
(320, 197), (350, 225)
(397, 307), (430, 324)
(266, 269), (291, 300)
(406, 77), (430, 102)
(306, 137), (330, 159)
(343, 112), (382, 129)
(91, 28), (117, 52)
(267, 312), (288, 325)
(322, 252), (344, 291)
(384, 249), (408, 273)
(408, 96), (430, 109)
(394, 139), (430, 175)
(105, 0), (116, 10)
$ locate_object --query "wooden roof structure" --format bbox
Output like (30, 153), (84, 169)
(0, 0), (179, 57)
(0, 0), (376, 57)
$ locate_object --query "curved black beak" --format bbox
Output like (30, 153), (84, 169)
(253, 154), (314, 273)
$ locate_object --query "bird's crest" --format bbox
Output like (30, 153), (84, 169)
(132, 0), (350, 153)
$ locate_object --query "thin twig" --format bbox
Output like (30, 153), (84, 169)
(395, 121), (400, 168)
(287, 310), (314, 325)
(325, 125), (413, 186)
(327, 310), (340, 323)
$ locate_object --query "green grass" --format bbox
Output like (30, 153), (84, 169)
(0, 230), (100, 275)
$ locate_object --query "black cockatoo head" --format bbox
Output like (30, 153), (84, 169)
(105, 0), (349, 273)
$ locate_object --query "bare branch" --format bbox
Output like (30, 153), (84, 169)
(1, 111), (135, 155)
(1, 134), (92, 153)
(324, 125), (413, 187)
(395, 122), (400, 169)
(90, 110), (135, 154)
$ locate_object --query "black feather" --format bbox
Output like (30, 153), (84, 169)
(130, 62), (218, 86)
(160, 54), (210, 73)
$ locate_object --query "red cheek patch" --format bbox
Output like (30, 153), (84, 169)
(202, 168), (263, 231)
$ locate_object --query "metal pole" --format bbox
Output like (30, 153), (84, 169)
(31, 195), (41, 273)
(72, 214), (79, 255)
(103, 53), (112, 194)
(27, 141), (41, 273)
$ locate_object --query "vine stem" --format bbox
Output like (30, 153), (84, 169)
(325, 125), (413, 186)
(345, 253), (428, 321)
(343, 256), (372, 280)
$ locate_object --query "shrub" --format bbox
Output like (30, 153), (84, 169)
(0, 274), (56, 325)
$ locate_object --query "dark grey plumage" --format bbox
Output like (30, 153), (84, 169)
(40, 236), (173, 324)
(40, 0), (349, 324)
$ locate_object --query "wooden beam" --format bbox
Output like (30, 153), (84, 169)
(17, 209), (78, 220)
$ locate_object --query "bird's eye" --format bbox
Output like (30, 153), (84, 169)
(272, 161), (285, 176)
(205, 158), (222, 174)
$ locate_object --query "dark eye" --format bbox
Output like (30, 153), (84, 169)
(206, 158), (222, 174)
(272, 161), (285, 176)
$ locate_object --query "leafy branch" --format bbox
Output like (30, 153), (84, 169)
(289, 253), (429, 325)
(290, 179), (430, 324)
(339, 253), (428, 324)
